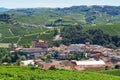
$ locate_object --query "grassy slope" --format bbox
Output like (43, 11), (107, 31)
(100, 69), (120, 77)
(7, 8), (86, 26)
(0, 66), (120, 80)
(0, 36), (20, 43)
(0, 20), (54, 45)
(0, 7), (120, 45)
(5, 6), (120, 26)
(1, 24), (120, 45)
(0, 23), (13, 37)
(83, 24), (120, 36)
(0, 28), (54, 46)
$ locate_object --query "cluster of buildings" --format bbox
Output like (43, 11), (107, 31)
(9, 39), (120, 71)
(10, 38), (48, 59)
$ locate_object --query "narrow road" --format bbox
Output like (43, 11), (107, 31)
(9, 29), (14, 36)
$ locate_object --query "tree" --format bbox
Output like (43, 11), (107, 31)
(20, 55), (26, 60)
(53, 41), (61, 47)
(46, 54), (52, 60)
(4, 56), (11, 63)
(61, 25), (120, 48)
(23, 43), (30, 48)
(61, 25), (83, 45)
(115, 65), (120, 69)
(53, 29), (58, 36)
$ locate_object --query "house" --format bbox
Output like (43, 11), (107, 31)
(32, 39), (48, 48)
(70, 59), (106, 70)
(67, 44), (85, 52)
(110, 55), (120, 63)
(19, 48), (48, 59)
(71, 59), (106, 67)
(21, 60), (35, 66)
(90, 53), (102, 59)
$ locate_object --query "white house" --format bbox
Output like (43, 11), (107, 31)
(21, 60), (35, 66)
(72, 59), (105, 67)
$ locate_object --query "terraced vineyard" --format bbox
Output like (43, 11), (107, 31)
(1, 23), (120, 46)
(0, 6), (120, 46)
(83, 24), (120, 36)
(0, 21), (54, 46)
(0, 66), (120, 80)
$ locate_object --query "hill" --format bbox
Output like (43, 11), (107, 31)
(83, 24), (120, 36)
(0, 6), (120, 46)
(5, 6), (120, 26)
(0, 66), (120, 80)
(0, 8), (8, 12)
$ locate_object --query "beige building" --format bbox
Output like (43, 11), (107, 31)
(32, 39), (48, 48)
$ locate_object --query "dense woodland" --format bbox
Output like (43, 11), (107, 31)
(0, 48), (9, 64)
(60, 25), (120, 48)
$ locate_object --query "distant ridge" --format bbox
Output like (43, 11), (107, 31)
(0, 8), (9, 12)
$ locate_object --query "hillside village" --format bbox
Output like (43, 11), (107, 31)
(7, 38), (120, 71)
(1, 1), (120, 79)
